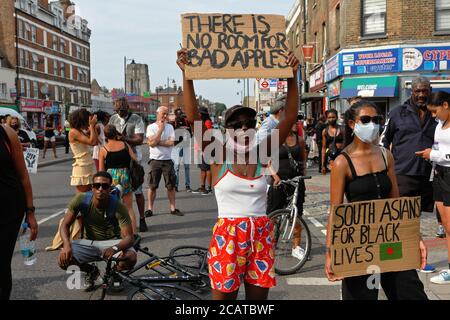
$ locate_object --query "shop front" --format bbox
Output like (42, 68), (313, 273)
(308, 66), (326, 119)
(340, 76), (398, 118)
(20, 98), (45, 129)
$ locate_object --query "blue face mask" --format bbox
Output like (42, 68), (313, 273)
(354, 122), (380, 143)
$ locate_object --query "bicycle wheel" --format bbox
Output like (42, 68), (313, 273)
(168, 245), (208, 276)
(269, 209), (312, 275)
(128, 283), (203, 300)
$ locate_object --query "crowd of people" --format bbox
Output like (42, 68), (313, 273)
(1, 53), (449, 301)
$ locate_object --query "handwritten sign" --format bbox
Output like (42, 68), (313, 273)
(330, 197), (421, 278)
(181, 13), (293, 80)
(23, 148), (39, 174)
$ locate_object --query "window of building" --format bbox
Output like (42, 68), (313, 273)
(77, 67), (82, 81)
(52, 35), (58, 50)
(20, 79), (25, 96)
(322, 23), (327, 60)
(33, 81), (39, 98)
(31, 54), (39, 71)
(19, 49), (24, 67)
(336, 5), (341, 48)
(436, 0), (450, 32)
(362, 0), (386, 37)
(53, 60), (58, 76)
(18, 20), (24, 39)
(60, 62), (65, 78)
(31, 25), (36, 43)
(314, 32), (318, 63)
(60, 39), (65, 53)
(169, 96), (175, 103)
(54, 86), (59, 101)
(296, 24), (300, 47)
(26, 80), (31, 98)
(0, 83), (7, 99)
(24, 22), (30, 41)
(76, 45), (82, 59)
(24, 50), (29, 68)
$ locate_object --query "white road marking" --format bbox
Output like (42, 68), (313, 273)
(303, 210), (310, 216)
(321, 229), (327, 236)
(287, 277), (341, 286)
(308, 217), (324, 228)
(37, 210), (66, 225)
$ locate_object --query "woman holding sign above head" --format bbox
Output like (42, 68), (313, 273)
(325, 100), (428, 300)
(177, 48), (300, 300)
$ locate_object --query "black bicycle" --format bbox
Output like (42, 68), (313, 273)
(268, 176), (312, 275)
(98, 256), (203, 300)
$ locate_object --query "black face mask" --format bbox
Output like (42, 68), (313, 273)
(11, 124), (19, 130)
(328, 120), (337, 126)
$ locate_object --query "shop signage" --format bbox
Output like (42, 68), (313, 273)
(328, 80), (341, 98)
(341, 48), (400, 75)
(20, 98), (44, 113)
(325, 54), (340, 82)
(309, 66), (325, 92)
(403, 46), (450, 72)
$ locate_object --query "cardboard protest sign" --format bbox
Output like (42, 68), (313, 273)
(23, 148), (39, 174)
(330, 197), (421, 278)
(181, 13), (293, 80)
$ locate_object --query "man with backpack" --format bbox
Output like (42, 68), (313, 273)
(58, 171), (137, 291)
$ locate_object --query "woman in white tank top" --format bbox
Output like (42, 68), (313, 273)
(177, 48), (301, 300)
(92, 111), (109, 170)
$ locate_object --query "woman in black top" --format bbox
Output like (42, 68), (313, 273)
(99, 125), (138, 234)
(325, 100), (428, 300)
(267, 124), (307, 261)
(43, 116), (57, 159)
(0, 125), (37, 300)
(321, 109), (344, 175)
(8, 116), (30, 150)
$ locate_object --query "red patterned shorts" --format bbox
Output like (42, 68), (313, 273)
(207, 217), (276, 293)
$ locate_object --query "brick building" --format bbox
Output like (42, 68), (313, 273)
(154, 85), (185, 113)
(0, 0), (91, 129)
(287, 0), (450, 118)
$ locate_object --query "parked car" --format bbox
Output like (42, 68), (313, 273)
(0, 107), (37, 147)
(34, 129), (66, 149)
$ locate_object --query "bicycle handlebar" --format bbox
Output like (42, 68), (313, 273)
(280, 176), (312, 184)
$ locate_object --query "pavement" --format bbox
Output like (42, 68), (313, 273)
(37, 146), (73, 168)
(304, 167), (450, 300)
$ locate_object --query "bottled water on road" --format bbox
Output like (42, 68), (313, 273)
(19, 223), (37, 266)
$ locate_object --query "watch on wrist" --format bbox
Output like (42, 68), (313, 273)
(111, 245), (119, 252)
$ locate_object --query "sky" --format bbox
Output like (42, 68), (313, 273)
(73, 0), (294, 107)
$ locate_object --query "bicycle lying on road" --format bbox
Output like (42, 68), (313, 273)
(268, 175), (312, 275)
(94, 237), (208, 300)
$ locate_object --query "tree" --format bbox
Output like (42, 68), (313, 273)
(213, 103), (227, 118)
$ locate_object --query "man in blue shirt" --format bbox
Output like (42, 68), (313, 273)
(381, 77), (437, 213)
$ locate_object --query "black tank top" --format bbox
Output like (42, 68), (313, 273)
(278, 136), (302, 180)
(325, 126), (344, 145)
(341, 150), (392, 202)
(105, 143), (131, 169)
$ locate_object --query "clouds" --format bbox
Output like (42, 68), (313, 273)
(75, 0), (292, 107)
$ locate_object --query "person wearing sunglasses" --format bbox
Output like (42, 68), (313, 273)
(177, 48), (300, 300)
(325, 100), (428, 300)
(58, 171), (136, 292)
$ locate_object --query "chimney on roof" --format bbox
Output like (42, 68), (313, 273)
(38, 0), (49, 9)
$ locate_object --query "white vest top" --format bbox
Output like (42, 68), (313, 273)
(214, 163), (267, 218)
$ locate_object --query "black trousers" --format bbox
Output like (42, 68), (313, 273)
(397, 175), (434, 212)
(0, 213), (24, 300)
(342, 270), (428, 300)
(316, 141), (323, 172)
(65, 133), (70, 154)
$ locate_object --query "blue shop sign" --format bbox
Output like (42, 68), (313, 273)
(402, 46), (450, 72)
(325, 54), (340, 82)
(341, 48), (400, 75)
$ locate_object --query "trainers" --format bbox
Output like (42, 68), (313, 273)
(419, 264), (436, 273)
(139, 218), (148, 232)
(436, 225), (446, 238)
(185, 186), (192, 192)
(170, 209), (184, 216)
(192, 187), (206, 194)
(430, 270), (450, 284)
(144, 209), (153, 218)
(201, 188), (210, 196)
(291, 246), (306, 261)
(174, 186), (179, 192)
(81, 266), (100, 292)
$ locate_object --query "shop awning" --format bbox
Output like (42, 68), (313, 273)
(301, 92), (325, 102)
(0, 105), (19, 112)
(341, 76), (398, 98)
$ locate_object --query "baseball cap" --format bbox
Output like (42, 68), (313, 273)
(224, 105), (257, 126)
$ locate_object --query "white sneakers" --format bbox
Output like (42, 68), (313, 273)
(430, 270), (450, 285)
(292, 246), (306, 261)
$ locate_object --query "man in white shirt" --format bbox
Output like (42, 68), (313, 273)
(256, 97), (286, 144)
(145, 106), (183, 217)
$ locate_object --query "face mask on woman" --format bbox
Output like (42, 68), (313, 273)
(354, 122), (380, 143)
(11, 124), (20, 130)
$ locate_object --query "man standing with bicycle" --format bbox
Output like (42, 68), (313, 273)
(58, 171), (137, 292)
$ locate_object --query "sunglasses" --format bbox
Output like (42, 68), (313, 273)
(226, 119), (257, 130)
(92, 183), (111, 190)
(358, 115), (383, 125)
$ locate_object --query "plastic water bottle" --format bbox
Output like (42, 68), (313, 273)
(19, 223), (37, 266)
